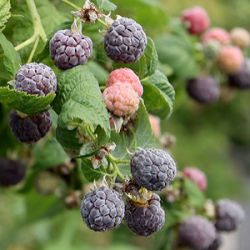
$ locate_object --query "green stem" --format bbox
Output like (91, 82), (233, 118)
(15, 33), (37, 51)
(115, 166), (125, 180)
(25, 0), (47, 42)
(107, 154), (129, 165)
(97, 18), (108, 27)
(62, 0), (80, 10)
(27, 37), (39, 63)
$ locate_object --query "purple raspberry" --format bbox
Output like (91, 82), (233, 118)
(228, 59), (250, 89)
(178, 216), (216, 250)
(80, 186), (125, 232)
(9, 110), (52, 144)
(104, 17), (147, 63)
(131, 148), (176, 191)
(187, 76), (220, 104)
(215, 199), (245, 232)
(125, 193), (165, 236)
(14, 63), (57, 96)
(0, 158), (26, 186)
(50, 29), (93, 70)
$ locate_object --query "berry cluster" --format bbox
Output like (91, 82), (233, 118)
(9, 63), (56, 143)
(178, 198), (244, 250)
(180, 6), (250, 104)
(166, 167), (245, 250)
(2, 2), (246, 250)
(8, 3), (147, 143)
(81, 148), (177, 236)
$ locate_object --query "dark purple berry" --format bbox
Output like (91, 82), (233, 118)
(187, 76), (220, 104)
(50, 29), (93, 70)
(178, 216), (216, 250)
(228, 59), (250, 89)
(215, 199), (245, 232)
(80, 186), (125, 232)
(131, 148), (176, 191)
(104, 17), (147, 63)
(9, 110), (52, 144)
(125, 193), (165, 236)
(0, 158), (26, 186)
(14, 63), (57, 96)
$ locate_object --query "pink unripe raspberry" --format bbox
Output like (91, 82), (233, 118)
(107, 68), (143, 97)
(103, 83), (140, 117)
(230, 28), (250, 49)
(183, 167), (207, 191)
(202, 28), (230, 45)
(181, 6), (210, 35)
(149, 115), (161, 137)
(217, 46), (244, 74)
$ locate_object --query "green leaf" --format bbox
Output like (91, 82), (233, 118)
(112, 0), (168, 33)
(0, 86), (55, 114)
(114, 37), (158, 79)
(142, 70), (175, 118)
(155, 35), (199, 80)
(54, 65), (110, 149)
(111, 101), (158, 175)
(183, 179), (206, 208)
(0, 32), (21, 79)
(95, 0), (117, 11)
(86, 61), (108, 86)
(0, 0), (11, 31)
(81, 159), (102, 182)
(33, 138), (69, 171)
(56, 127), (82, 150)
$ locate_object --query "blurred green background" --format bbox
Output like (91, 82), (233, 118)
(1, 0), (250, 249)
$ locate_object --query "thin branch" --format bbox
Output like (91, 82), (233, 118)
(27, 37), (39, 63)
(25, 0), (47, 42)
(15, 33), (37, 51)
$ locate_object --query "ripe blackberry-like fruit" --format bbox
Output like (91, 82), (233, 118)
(103, 82), (140, 117)
(187, 76), (220, 104)
(217, 46), (244, 74)
(181, 6), (210, 35)
(228, 59), (250, 89)
(131, 148), (176, 191)
(0, 159), (26, 186)
(50, 29), (93, 69)
(80, 186), (125, 232)
(125, 193), (165, 236)
(14, 63), (57, 96)
(178, 216), (216, 250)
(215, 199), (245, 232)
(230, 28), (250, 49)
(9, 111), (52, 144)
(202, 28), (230, 45)
(107, 68), (143, 97)
(183, 167), (207, 191)
(104, 17), (147, 63)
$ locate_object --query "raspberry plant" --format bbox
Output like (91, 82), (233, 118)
(0, 1), (246, 249)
